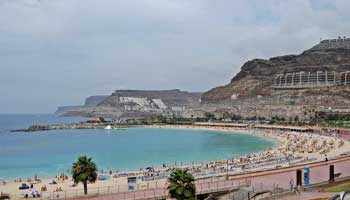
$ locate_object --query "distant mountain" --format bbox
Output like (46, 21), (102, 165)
(99, 89), (202, 109)
(55, 95), (108, 115)
(84, 95), (109, 107)
(62, 89), (202, 118)
(58, 38), (350, 120)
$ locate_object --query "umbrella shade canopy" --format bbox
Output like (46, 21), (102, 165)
(19, 183), (30, 190)
(98, 175), (109, 180)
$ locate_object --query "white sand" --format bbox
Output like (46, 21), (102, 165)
(1, 124), (349, 199)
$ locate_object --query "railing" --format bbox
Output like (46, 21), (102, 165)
(227, 181), (292, 200)
(28, 179), (250, 200)
(272, 82), (337, 89)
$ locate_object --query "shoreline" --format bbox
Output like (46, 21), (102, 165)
(3, 124), (349, 180)
(146, 124), (350, 164)
(1, 125), (281, 181)
(1, 123), (350, 199)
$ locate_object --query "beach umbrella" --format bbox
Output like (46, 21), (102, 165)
(145, 167), (153, 170)
(98, 175), (109, 180)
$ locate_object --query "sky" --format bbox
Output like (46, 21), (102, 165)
(1, 0), (350, 113)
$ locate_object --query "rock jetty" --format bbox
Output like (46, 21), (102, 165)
(11, 120), (128, 132)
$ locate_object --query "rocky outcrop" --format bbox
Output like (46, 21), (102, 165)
(202, 39), (350, 119)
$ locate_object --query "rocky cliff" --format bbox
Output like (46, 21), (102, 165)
(62, 90), (202, 118)
(84, 95), (109, 107)
(203, 39), (350, 102)
(99, 89), (202, 109)
(55, 95), (108, 115)
(201, 38), (350, 119)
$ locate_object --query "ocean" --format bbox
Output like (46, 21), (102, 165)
(0, 114), (276, 179)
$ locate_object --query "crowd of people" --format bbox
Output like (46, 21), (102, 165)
(103, 128), (349, 183)
(4, 126), (349, 199)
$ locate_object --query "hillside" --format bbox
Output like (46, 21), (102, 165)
(201, 38), (350, 119)
(99, 89), (202, 109)
(63, 89), (202, 118)
(203, 39), (350, 101)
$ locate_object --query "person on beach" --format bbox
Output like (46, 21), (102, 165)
(296, 185), (301, 195)
(289, 178), (294, 191)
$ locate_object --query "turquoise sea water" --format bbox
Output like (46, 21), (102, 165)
(0, 114), (276, 179)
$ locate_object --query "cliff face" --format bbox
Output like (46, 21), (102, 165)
(55, 95), (108, 115)
(84, 95), (109, 107)
(200, 39), (350, 120)
(62, 90), (202, 118)
(98, 89), (202, 109)
(202, 40), (350, 102)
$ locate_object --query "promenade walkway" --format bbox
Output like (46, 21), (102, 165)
(265, 192), (337, 200)
(66, 157), (350, 200)
(71, 179), (250, 200)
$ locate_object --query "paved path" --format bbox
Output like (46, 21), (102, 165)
(247, 157), (350, 190)
(70, 157), (350, 200)
(72, 179), (249, 200)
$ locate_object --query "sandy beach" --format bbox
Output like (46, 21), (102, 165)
(1, 124), (349, 199)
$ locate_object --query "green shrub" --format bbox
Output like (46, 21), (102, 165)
(0, 193), (10, 200)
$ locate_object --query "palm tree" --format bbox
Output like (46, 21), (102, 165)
(71, 156), (98, 195)
(167, 168), (196, 200)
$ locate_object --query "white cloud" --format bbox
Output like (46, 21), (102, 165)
(0, 0), (349, 112)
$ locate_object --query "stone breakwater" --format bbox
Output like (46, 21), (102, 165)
(10, 121), (129, 132)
